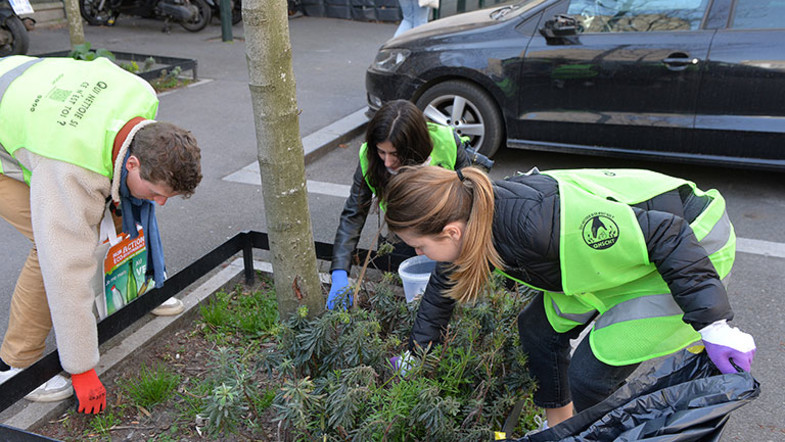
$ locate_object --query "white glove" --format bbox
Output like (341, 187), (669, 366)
(699, 320), (756, 373)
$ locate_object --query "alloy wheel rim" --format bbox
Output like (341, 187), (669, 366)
(422, 94), (485, 150)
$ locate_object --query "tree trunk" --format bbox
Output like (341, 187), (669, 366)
(63, 0), (86, 47)
(243, 0), (323, 318)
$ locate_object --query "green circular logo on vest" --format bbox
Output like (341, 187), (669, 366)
(581, 213), (619, 250)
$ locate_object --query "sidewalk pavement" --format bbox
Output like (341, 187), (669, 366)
(1, 15), (397, 431)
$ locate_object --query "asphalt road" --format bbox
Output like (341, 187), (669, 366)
(1, 14), (783, 441)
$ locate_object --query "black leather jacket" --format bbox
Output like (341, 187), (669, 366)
(330, 134), (473, 273)
(410, 171), (734, 350)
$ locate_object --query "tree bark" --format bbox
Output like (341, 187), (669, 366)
(63, 0), (85, 47)
(243, 0), (323, 318)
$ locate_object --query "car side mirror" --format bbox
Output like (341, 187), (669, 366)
(539, 14), (578, 38)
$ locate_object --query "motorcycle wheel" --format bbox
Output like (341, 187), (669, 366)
(0, 15), (29, 56)
(180, 0), (211, 32)
(79, 0), (118, 26)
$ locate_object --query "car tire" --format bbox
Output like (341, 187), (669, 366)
(415, 80), (504, 157)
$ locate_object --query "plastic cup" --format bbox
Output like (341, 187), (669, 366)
(398, 255), (437, 303)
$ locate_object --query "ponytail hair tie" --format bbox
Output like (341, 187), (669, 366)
(456, 169), (465, 182)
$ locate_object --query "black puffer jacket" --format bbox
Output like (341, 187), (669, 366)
(330, 133), (472, 273)
(410, 172), (734, 350)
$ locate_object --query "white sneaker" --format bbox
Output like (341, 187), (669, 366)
(151, 297), (185, 316)
(0, 368), (74, 402)
(0, 367), (20, 384)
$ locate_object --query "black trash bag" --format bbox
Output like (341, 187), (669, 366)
(515, 349), (760, 442)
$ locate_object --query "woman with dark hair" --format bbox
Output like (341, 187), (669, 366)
(326, 99), (474, 309)
(382, 165), (756, 429)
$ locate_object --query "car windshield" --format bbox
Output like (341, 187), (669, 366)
(490, 0), (549, 20)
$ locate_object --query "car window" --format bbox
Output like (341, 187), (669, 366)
(731, 0), (785, 29)
(566, 0), (710, 33)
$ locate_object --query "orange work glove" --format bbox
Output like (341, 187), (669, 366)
(71, 369), (106, 414)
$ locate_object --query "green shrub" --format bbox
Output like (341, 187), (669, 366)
(266, 274), (540, 440)
(196, 274), (540, 439)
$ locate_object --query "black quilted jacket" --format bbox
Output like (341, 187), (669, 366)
(409, 171), (734, 350)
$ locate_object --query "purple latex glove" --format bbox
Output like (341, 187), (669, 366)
(389, 350), (414, 376)
(699, 320), (756, 373)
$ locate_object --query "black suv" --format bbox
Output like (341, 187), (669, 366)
(366, 0), (785, 170)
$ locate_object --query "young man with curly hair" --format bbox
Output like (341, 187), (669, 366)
(0, 55), (202, 413)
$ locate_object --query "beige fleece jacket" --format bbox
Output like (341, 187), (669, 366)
(11, 120), (151, 374)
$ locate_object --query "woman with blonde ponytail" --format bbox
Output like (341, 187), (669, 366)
(384, 165), (754, 431)
(384, 165), (502, 303)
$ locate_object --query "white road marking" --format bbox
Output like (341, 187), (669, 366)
(306, 180), (351, 198)
(224, 163), (351, 198)
(736, 237), (785, 259)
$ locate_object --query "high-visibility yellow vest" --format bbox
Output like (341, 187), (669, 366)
(0, 55), (158, 184)
(500, 169), (735, 366)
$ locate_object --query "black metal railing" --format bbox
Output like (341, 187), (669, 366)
(0, 231), (407, 439)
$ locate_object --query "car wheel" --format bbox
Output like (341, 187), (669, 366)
(415, 80), (504, 157)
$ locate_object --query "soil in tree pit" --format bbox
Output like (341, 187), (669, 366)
(34, 279), (280, 441)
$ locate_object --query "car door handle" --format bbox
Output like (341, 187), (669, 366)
(663, 57), (699, 64)
(662, 53), (700, 71)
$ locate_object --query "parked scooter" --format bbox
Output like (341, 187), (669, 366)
(1, 0), (35, 56)
(79, 0), (212, 32)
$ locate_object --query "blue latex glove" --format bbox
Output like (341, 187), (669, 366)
(699, 320), (756, 373)
(326, 270), (351, 310)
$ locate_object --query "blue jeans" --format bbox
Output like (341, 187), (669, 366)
(517, 292), (640, 411)
(394, 0), (430, 37)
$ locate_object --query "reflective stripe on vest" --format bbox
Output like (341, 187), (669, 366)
(594, 267), (731, 332)
(594, 294), (679, 331)
(0, 57), (43, 182)
(0, 58), (41, 97)
(0, 146), (24, 181)
(551, 300), (596, 324)
(556, 269), (732, 331)
(700, 210), (731, 256)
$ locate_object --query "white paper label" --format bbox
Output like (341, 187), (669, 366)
(9, 0), (35, 15)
